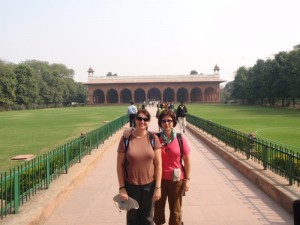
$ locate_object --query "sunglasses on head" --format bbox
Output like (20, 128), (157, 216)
(161, 119), (173, 124)
(136, 116), (150, 122)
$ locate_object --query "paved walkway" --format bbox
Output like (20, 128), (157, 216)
(2, 107), (294, 225)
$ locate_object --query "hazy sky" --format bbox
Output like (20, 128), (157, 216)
(1, 0), (300, 83)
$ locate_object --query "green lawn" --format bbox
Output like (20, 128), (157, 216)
(0, 105), (127, 172)
(188, 104), (300, 150)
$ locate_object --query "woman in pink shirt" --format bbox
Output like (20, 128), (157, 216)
(154, 110), (191, 225)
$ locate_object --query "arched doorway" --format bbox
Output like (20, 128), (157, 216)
(134, 88), (146, 103)
(93, 89), (105, 103)
(163, 88), (175, 102)
(120, 88), (132, 103)
(176, 88), (189, 103)
(190, 87), (202, 102)
(107, 89), (118, 103)
(148, 88), (161, 102)
(204, 87), (216, 102)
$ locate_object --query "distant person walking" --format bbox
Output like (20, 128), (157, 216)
(128, 102), (138, 127)
(168, 102), (174, 112)
(156, 103), (165, 132)
(176, 101), (188, 134)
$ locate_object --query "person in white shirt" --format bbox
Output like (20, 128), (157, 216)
(127, 101), (138, 127)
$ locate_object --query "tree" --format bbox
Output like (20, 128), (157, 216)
(0, 62), (16, 110)
(49, 63), (74, 79)
(274, 51), (290, 106)
(231, 43), (300, 107)
(0, 59), (88, 110)
(23, 60), (82, 107)
(49, 71), (65, 105)
(250, 59), (269, 105)
(73, 82), (88, 103)
(14, 64), (38, 107)
(232, 67), (248, 104)
(221, 81), (233, 103)
(262, 59), (278, 106)
(190, 70), (198, 75)
(286, 49), (300, 106)
(293, 44), (300, 50)
(23, 60), (52, 105)
(39, 80), (53, 105)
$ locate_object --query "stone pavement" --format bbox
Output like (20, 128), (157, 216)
(2, 107), (295, 225)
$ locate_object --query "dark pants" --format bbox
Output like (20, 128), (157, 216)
(129, 114), (136, 127)
(154, 179), (184, 225)
(126, 181), (155, 225)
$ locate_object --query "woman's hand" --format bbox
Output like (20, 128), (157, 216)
(152, 188), (161, 202)
(119, 188), (129, 201)
(123, 127), (134, 138)
(183, 179), (190, 192)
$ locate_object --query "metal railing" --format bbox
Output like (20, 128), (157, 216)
(0, 114), (128, 220)
(187, 114), (300, 186)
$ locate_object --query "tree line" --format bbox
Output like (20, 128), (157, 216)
(222, 44), (300, 107)
(0, 60), (87, 111)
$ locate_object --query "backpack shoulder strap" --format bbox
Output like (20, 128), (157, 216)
(123, 135), (131, 153)
(177, 133), (186, 178)
(177, 133), (183, 157)
(124, 132), (156, 151)
(148, 132), (156, 150)
(123, 135), (132, 178)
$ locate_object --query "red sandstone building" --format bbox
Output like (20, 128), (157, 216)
(84, 66), (225, 104)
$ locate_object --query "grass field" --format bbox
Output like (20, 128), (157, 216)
(0, 105), (127, 172)
(188, 104), (300, 151)
(1, 104), (300, 172)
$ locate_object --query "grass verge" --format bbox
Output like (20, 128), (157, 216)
(0, 105), (127, 172)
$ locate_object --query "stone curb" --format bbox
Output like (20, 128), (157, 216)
(187, 123), (300, 215)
